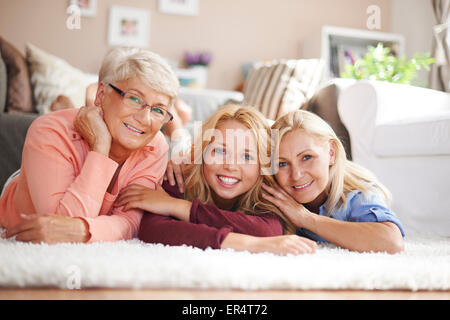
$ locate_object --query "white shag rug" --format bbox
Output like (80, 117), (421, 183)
(0, 232), (449, 291)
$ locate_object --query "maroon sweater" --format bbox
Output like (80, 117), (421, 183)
(138, 180), (284, 249)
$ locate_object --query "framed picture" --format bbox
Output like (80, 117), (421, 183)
(158, 0), (199, 16)
(108, 5), (150, 48)
(69, 0), (97, 17)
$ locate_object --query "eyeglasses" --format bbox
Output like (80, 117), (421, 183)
(108, 83), (173, 124)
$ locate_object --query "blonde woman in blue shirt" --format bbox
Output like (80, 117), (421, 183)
(262, 110), (405, 254)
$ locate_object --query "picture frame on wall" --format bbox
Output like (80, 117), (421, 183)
(107, 5), (150, 48)
(158, 0), (199, 16)
(69, 0), (97, 17)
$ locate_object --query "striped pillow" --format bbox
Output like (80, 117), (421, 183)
(243, 59), (324, 120)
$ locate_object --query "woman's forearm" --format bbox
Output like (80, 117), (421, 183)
(170, 199), (192, 221)
(138, 213), (231, 249)
(190, 200), (284, 237)
(4, 215), (92, 244)
(303, 215), (404, 253)
(220, 233), (258, 252)
(220, 232), (317, 255)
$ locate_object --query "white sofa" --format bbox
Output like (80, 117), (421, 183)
(338, 80), (450, 236)
(179, 87), (244, 125)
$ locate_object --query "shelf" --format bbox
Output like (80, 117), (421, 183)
(302, 26), (405, 79)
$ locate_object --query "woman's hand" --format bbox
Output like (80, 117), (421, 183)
(221, 233), (317, 255)
(115, 183), (192, 220)
(2, 214), (90, 244)
(261, 183), (313, 228)
(74, 106), (112, 157)
(164, 160), (185, 193)
(253, 234), (317, 255)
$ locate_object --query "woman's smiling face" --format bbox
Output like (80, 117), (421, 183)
(274, 129), (335, 211)
(96, 78), (171, 154)
(202, 120), (260, 205)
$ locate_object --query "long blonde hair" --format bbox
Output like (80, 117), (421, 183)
(183, 104), (296, 234)
(271, 110), (392, 216)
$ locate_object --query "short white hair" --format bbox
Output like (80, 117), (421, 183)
(99, 47), (179, 106)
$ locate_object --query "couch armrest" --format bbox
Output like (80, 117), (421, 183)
(0, 112), (39, 188)
(337, 80), (450, 164)
(339, 80), (450, 125)
(374, 113), (450, 157)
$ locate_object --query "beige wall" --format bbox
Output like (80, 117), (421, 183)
(0, 0), (391, 90)
(391, 0), (435, 86)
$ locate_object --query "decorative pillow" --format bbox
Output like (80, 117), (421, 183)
(265, 60), (298, 120)
(242, 62), (263, 104)
(0, 37), (34, 113)
(0, 53), (7, 113)
(25, 43), (97, 114)
(243, 59), (325, 120)
(248, 62), (277, 109)
(259, 62), (289, 118)
(277, 76), (307, 120)
(293, 59), (325, 100)
(276, 59), (325, 120)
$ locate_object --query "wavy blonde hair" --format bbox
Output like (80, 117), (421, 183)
(271, 110), (392, 216)
(183, 104), (296, 234)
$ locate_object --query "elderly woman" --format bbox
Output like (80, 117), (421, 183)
(0, 47), (179, 243)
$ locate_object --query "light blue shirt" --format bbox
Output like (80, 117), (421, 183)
(296, 189), (405, 243)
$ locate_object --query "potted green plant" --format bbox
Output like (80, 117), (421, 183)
(341, 43), (435, 86)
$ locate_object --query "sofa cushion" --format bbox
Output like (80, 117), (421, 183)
(248, 62), (277, 111)
(373, 112), (450, 157)
(256, 62), (286, 117)
(25, 43), (97, 114)
(0, 112), (39, 189)
(243, 59), (324, 120)
(242, 62), (265, 105)
(0, 53), (7, 113)
(302, 80), (355, 159)
(276, 73), (307, 120)
(265, 60), (299, 120)
(0, 37), (34, 113)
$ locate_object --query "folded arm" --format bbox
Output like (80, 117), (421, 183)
(22, 120), (118, 218)
(302, 215), (404, 253)
(189, 199), (283, 237)
(117, 180), (284, 237)
(138, 213), (316, 255)
(138, 213), (232, 249)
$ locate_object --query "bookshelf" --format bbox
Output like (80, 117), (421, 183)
(302, 26), (405, 79)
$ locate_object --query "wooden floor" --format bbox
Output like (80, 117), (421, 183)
(0, 288), (449, 300)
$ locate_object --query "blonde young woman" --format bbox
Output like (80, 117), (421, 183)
(115, 104), (317, 255)
(262, 110), (405, 253)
